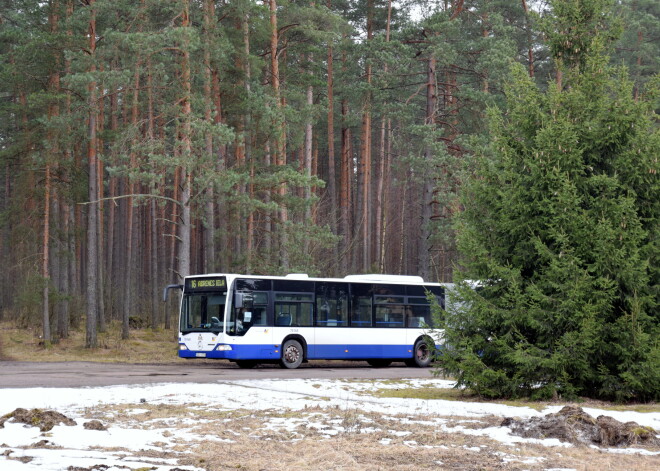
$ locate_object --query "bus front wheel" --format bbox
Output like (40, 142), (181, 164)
(406, 338), (432, 367)
(280, 339), (303, 369)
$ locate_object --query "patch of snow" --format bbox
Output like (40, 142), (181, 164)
(590, 445), (660, 456)
(1, 447), (201, 471)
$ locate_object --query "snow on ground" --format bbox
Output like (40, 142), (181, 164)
(1, 377), (659, 470)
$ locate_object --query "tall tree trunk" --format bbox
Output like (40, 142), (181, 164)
(263, 142), (272, 256)
(419, 54), (437, 280)
(146, 56), (159, 328)
(521, 0), (535, 78)
(97, 63), (106, 333)
(57, 197), (71, 339)
(177, 1), (192, 284)
(360, 0), (374, 271)
(122, 61), (141, 339)
(242, 12), (254, 270)
(212, 63), (228, 269)
(269, 0), (288, 269)
(42, 162), (52, 345)
(375, 0), (392, 273)
(202, 0), (216, 274)
(634, 29), (643, 101)
(74, 149), (83, 301)
(338, 30), (352, 273)
(170, 166), (180, 286)
(57, 0), (73, 338)
(326, 0), (338, 250)
(340, 97), (351, 273)
(398, 175), (409, 274)
(106, 73), (118, 320)
(375, 116), (386, 271)
(42, 0), (61, 346)
(379, 118), (392, 271)
(233, 15), (246, 261)
(85, 0), (99, 348)
(304, 63), (313, 252)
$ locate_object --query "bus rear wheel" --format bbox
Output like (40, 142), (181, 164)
(280, 339), (303, 369)
(406, 338), (432, 367)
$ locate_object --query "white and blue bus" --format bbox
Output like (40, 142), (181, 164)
(164, 273), (444, 369)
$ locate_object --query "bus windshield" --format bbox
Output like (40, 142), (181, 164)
(180, 293), (226, 334)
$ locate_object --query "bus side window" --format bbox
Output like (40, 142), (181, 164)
(251, 292), (268, 326)
(315, 282), (348, 327)
(410, 305), (432, 327)
(251, 307), (266, 325)
(275, 308), (292, 326)
(375, 304), (404, 327)
(275, 293), (313, 327)
(350, 284), (373, 327)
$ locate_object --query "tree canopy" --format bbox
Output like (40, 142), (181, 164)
(440, 0), (659, 401)
(0, 0), (657, 371)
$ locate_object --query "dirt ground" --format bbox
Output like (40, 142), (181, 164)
(504, 405), (659, 448)
(2, 404), (659, 471)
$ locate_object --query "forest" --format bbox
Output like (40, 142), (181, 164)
(0, 0), (658, 354)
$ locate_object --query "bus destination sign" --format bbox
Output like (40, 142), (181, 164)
(186, 277), (227, 292)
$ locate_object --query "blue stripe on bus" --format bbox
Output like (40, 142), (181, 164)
(309, 344), (411, 359)
(178, 343), (423, 360)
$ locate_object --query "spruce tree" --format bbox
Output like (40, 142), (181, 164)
(441, 0), (659, 401)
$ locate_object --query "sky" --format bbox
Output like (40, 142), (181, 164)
(1, 377), (658, 470)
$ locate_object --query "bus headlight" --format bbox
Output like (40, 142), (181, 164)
(215, 344), (232, 351)
(179, 344), (188, 351)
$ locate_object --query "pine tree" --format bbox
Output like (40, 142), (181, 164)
(612, 0), (660, 100)
(442, 0), (659, 401)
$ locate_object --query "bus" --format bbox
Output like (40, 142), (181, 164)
(163, 273), (444, 369)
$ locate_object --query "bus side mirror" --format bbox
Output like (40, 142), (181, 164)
(163, 284), (183, 302)
(234, 292), (253, 309)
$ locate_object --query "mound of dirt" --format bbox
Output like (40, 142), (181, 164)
(502, 405), (659, 447)
(83, 420), (108, 431)
(0, 408), (76, 432)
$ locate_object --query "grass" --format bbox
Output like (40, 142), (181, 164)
(369, 384), (660, 414)
(372, 386), (557, 412)
(0, 320), (184, 363)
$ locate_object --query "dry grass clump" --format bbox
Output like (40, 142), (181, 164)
(178, 435), (488, 471)
(177, 427), (659, 471)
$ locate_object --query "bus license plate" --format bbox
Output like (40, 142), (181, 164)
(195, 353), (207, 358)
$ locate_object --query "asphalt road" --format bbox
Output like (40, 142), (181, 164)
(0, 360), (437, 388)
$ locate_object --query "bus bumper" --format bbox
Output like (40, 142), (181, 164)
(178, 343), (280, 360)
